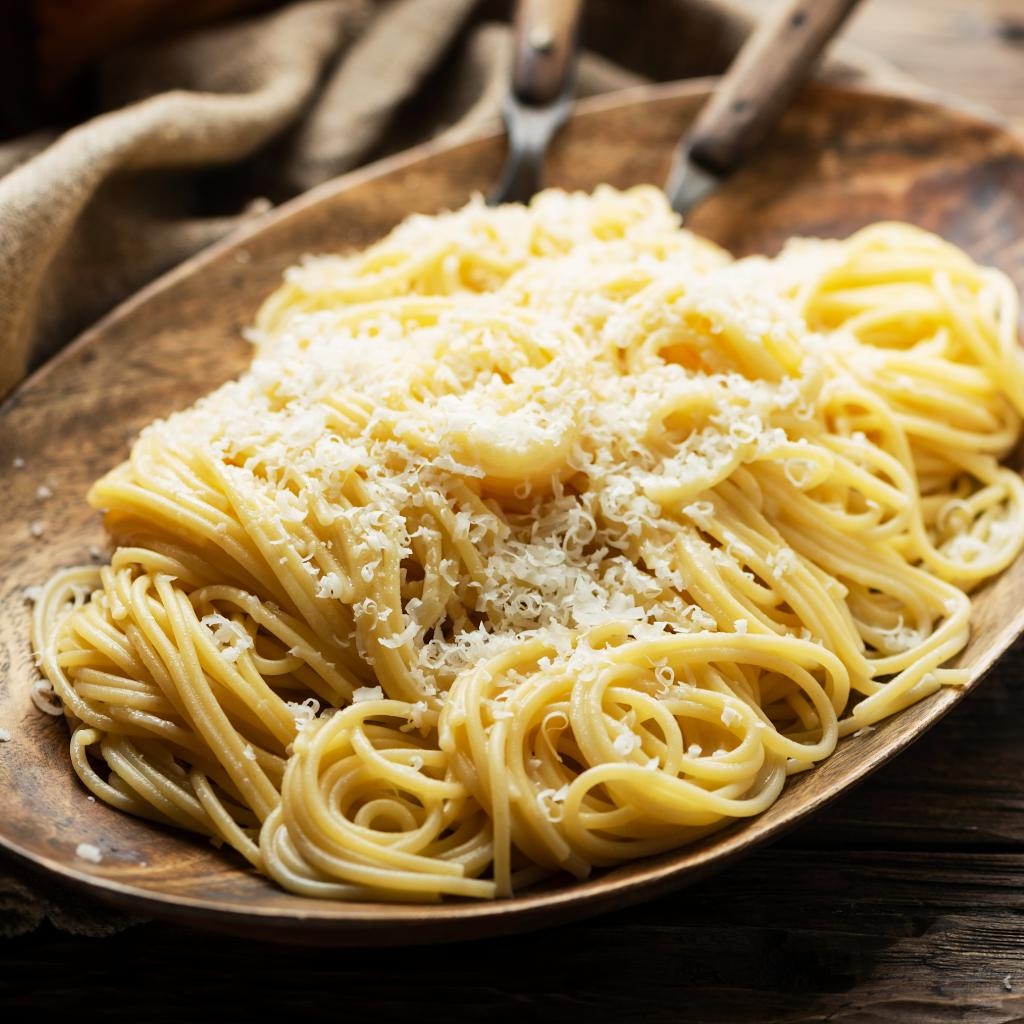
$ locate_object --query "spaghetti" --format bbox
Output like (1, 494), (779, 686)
(32, 186), (1024, 900)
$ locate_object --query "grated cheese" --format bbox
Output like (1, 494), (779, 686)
(536, 784), (570, 822)
(612, 730), (640, 756)
(286, 697), (320, 731)
(200, 613), (254, 664)
(352, 685), (384, 703)
(75, 843), (103, 864)
(315, 572), (344, 599)
(720, 706), (742, 727)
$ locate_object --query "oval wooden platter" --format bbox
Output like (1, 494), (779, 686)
(2, 81), (1024, 945)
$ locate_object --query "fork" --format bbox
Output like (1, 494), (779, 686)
(490, 0), (863, 215)
(488, 0), (584, 206)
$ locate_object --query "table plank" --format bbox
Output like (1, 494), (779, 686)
(3, 857), (1023, 1022)
(746, 0), (1024, 134)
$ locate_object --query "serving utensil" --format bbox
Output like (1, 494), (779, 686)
(2, 80), (1023, 944)
(665, 0), (863, 215)
(488, 0), (583, 205)
(490, 0), (863, 213)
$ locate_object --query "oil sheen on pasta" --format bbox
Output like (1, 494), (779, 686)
(32, 186), (1024, 900)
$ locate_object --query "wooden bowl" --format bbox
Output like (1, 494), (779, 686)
(2, 81), (1024, 944)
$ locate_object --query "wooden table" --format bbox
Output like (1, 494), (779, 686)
(835, 0), (1024, 135)
(4, 2), (1024, 1020)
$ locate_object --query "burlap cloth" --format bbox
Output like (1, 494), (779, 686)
(0, 0), (925, 936)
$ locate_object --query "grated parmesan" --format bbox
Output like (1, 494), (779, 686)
(720, 706), (742, 727)
(200, 613), (254, 664)
(75, 843), (103, 864)
(612, 730), (640, 756)
(316, 572), (344, 599)
(352, 685), (384, 703)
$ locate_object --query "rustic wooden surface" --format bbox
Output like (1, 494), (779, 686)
(4, 1), (1024, 1019)
(746, 0), (1024, 136)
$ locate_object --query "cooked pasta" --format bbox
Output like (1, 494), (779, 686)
(31, 185), (1024, 900)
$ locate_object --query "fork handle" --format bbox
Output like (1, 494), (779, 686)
(511, 0), (584, 107)
(688, 0), (862, 174)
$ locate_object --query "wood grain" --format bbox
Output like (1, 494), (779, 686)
(3, 80), (1024, 944)
(8, 855), (1024, 1023)
(510, 0), (583, 106)
(687, 0), (862, 174)
(744, 0), (1024, 135)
